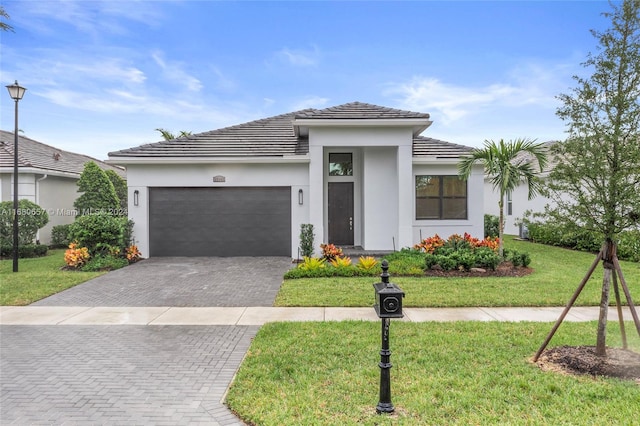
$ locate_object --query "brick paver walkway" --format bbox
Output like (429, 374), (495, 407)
(2, 257), (292, 425)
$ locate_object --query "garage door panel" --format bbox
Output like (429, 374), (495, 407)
(149, 187), (291, 257)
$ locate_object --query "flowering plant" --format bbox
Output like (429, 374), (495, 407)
(126, 245), (142, 263)
(320, 243), (344, 261)
(64, 242), (90, 268)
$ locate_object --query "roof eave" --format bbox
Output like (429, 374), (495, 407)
(107, 155), (311, 165)
(293, 118), (433, 137)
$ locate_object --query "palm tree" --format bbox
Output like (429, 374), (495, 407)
(155, 128), (192, 141)
(458, 138), (548, 257)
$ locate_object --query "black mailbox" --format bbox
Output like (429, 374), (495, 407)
(373, 260), (404, 318)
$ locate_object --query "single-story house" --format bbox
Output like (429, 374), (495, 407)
(108, 102), (485, 258)
(0, 130), (126, 244)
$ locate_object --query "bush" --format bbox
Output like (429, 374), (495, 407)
(474, 247), (501, 270)
(50, 224), (72, 248)
(1, 243), (48, 259)
(74, 161), (122, 216)
(0, 199), (49, 246)
(81, 254), (129, 272)
(68, 212), (125, 255)
(299, 224), (314, 258)
(525, 217), (639, 262)
(485, 214), (500, 238)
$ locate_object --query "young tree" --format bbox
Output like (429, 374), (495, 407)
(105, 170), (128, 212)
(74, 162), (120, 216)
(458, 138), (548, 257)
(546, 0), (640, 356)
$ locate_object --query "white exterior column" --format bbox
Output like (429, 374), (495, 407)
(397, 144), (413, 249)
(308, 144), (324, 256)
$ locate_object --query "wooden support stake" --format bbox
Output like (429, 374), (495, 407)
(611, 269), (628, 349)
(532, 247), (604, 362)
(612, 255), (640, 339)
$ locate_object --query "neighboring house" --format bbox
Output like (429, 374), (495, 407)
(0, 130), (126, 244)
(483, 141), (557, 236)
(108, 102), (485, 258)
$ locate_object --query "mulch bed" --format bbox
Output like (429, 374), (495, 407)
(535, 345), (640, 383)
(424, 261), (533, 278)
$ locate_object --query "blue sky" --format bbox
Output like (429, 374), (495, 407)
(1, 1), (613, 160)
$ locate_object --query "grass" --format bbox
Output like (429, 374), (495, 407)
(0, 249), (105, 305)
(227, 321), (640, 426)
(275, 237), (640, 307)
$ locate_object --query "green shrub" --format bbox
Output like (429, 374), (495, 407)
(299, 224), (314, 258)
(68, 212), (124, 255)
(74, 161), (121, 216)
(81, 254), (129, 271)
(0, 199), (49, 246)
(50, 224), (72, 248)
(618, 229), (640, 262)
(432, 254), (458, 271)
(484, 214), (500, 238)
(525, 217), (639, 262)
(474, 247), (501, 270)
(0, 243), (48, 258)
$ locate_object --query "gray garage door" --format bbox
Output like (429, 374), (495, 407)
(149, 187), (291, 256)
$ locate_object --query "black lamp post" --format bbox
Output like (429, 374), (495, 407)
(6, 80), (27, 273)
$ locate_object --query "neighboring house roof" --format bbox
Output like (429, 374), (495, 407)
(108, 101), (471, 159)
(0, 130), (125, 178)
(510, 140), (559, 174)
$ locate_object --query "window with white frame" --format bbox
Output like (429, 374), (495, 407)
(415, 175), (467, 220)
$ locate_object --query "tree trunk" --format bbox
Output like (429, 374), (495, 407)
(596, 241), (615, 357)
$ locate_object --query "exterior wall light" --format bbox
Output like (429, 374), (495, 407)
(133, 190), (139, 206)
(298, 189), (303, 205)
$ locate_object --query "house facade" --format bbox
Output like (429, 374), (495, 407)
(109, 102), (485, 258)
(0, 131), (126, 244)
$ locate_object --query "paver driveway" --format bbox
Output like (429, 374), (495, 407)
(33, 257), (293, 307)
(1, 257), (292, 425)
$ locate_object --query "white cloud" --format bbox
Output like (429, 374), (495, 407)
(291, 96), (330, 111)
(12, 0), (164, 36)
(151, 50), (203, 92)
(276, 46), (320, 67)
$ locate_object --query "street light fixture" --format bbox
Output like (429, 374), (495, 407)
(6, 80), (27, 273)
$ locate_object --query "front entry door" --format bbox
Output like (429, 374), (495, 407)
(328, 182), (354, 245)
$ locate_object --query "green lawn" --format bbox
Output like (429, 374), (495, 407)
(0, 249), (105, 305)
(275, 237), (640, 307)
(227, 321), (640, 426)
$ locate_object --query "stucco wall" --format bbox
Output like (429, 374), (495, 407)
(484, 180), (552, 236)
(125, 162), (310, 258)
(38, 176), (79, 244)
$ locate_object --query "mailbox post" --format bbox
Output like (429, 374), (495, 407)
(373, 260), (404, 414)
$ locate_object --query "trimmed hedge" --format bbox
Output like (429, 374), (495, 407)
(526, 221), (639, 262)
(0, 243), (48, 259)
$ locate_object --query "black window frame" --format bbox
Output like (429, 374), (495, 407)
(415, 175), (468, 220)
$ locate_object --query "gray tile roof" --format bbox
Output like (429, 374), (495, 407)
(109, 102), (469, 159)
(109, 110), (311, 158)
(0, 130), (125, 177)
(413, 136), (473, 158)
(295, 101), (430, 120)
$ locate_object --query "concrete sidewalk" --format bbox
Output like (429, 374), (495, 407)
(1, 305), (634, 326)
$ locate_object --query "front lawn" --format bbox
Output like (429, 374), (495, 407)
(227, 321), (640, 426)
(0, 249), (105, 305)
(275, 237), (640, 307)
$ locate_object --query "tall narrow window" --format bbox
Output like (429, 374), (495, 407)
(416, 175), (467, 220)
(329, 153), (353, 176)
(507, 191), (513, 216)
